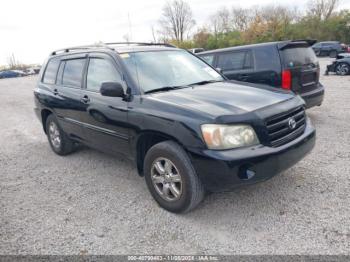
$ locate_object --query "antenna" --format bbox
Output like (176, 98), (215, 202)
(128, 12), (133, 42)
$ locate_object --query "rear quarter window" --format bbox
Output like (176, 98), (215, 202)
(254, 46), (280, 70)
(42, 58), (60, 84)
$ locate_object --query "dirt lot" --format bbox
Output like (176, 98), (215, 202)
(0, 58), (349, 255)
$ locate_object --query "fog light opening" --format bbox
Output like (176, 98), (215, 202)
(238, 165), (256, 180)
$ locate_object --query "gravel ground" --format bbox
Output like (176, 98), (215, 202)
(0, 58), (349, 255)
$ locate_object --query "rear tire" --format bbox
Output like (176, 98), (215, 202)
(143, 141), (205, 213)
(335, 63), (350, 76)
(45, 114), (74, 155)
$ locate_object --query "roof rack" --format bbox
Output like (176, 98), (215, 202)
(105, 42), (177, 48)
(50, 42), (176, 55)
(51, 43), (114, 55)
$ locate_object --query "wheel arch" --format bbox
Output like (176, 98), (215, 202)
(135, 131), (185, 176)
(41, 108), (53, 134)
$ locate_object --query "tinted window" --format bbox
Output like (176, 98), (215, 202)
(200, 55), (215, 65)
(56, 61), (65, 85)
(62, 59), (86, 88)
(282, 47), (317, 67)
(87, 58), (122, 92)
(244, 51), (253, 69)
(217, 51), (252, 71)
(43, 58), (60, 84)
(255, 46), (280, 70)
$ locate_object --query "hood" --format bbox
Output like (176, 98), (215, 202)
(146, 81), (296, 117)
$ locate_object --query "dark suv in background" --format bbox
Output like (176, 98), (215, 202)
(34, 43), (315, 213)
(198, 40), (324, 109)
(312, 41), (346, 57)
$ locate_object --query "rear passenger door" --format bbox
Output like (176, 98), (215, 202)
(216, 50), (254, 82)
(80, 53), (130, 156)
(54, 55), (88, 142)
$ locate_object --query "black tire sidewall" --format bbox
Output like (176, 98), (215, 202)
(45, 114), (73, 155)
(144, 141), (200, 213)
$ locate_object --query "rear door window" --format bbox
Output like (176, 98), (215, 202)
(62, 59), (86, 88)
(282, 47), (317, 68)
(217, 51), (252, 71)
(42, 58), (60, 84)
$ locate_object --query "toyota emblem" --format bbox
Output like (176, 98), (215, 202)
(288, 118), (297, 130)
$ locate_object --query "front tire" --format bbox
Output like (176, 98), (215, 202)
(144, 141), (205, 213)
(45, 114), (74, 155)
(335, 63), (350, 76)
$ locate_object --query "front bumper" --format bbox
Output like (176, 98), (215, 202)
(326, 63), (336, 73)
(189, 119), (316, 192)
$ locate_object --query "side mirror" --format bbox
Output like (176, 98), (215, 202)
(216, 67), (222, 73)
(100, 82), (125, 98)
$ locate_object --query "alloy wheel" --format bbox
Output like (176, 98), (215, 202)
(48, 121), (61, 149)
(336, 64), (349, 76)
(151, 157), (182, 201)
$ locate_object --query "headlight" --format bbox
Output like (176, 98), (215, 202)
(201, 124), (259, 150)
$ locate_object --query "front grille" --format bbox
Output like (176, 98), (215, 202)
(266, 107), (306, 147)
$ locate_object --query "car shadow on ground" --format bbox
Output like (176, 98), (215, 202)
(69, 144), (302, 219)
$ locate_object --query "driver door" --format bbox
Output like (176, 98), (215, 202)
(80, 53), (130, 156)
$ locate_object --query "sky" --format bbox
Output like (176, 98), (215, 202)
(1, 0), (350, 66)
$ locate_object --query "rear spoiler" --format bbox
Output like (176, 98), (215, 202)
(278, 39), (317, 50)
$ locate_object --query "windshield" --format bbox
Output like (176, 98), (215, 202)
(282, 47), (318, 68)
(120, 50), (223, 93)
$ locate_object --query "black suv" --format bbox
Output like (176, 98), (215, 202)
(34, 43), (315, 213)
(312, 41), (346, 58)
(198, 41), (325, 109)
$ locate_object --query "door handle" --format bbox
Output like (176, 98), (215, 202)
(81, 95), (90, 104)
(53, 89), (59, 95)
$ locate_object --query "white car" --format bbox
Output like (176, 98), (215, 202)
(24, 68), (36, 75)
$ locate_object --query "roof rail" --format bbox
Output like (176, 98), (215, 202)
(50, 42), (177, 56)
(105, 42), (176, 48)
(50, 43), (114, 56)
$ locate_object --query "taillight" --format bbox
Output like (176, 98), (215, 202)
(282, 70), (291, 90)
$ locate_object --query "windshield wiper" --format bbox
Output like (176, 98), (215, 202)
(144, 85), (186, 94)
(188, 80), (222, 86)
